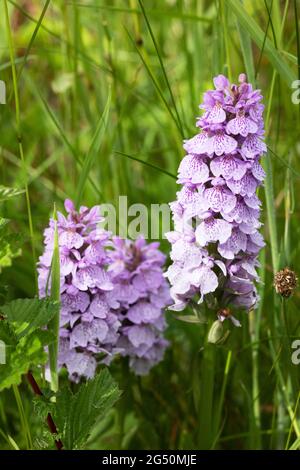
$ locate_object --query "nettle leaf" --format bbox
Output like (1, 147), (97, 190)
(1, 298), (59, 339)
(0, 329), (54, 391)
(53, 369), (121, 449)
(0, 185), (24, 202)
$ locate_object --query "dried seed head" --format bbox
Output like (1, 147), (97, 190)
(274, 268), (298, 298)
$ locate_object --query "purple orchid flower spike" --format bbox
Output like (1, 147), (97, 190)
(38, 203), (170, 381)
(165, 74), (266, 327)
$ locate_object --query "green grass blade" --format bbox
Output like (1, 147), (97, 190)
(236, 15), (255, 83)
(114, 150), (176, 180)
(68, 2), (213, 23)
(138, 0), (184, 137)
(75, 89), (111, 206)
(36, 89), (102, 199)
(17, 0), (51, 81)
(125, 27), (181, 136)
(227, 0), (296, 85)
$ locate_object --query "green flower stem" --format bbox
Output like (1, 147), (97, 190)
(48, 205), (61, 393)
(198, 326), (216, 449)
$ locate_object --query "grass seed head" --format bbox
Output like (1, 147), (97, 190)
(274, 268), (298, 298)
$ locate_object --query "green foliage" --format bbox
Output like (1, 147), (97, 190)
(0, 218), (22, 272)
(0, 185), (24, 203)
(0, 328), (53, 391)
(75, 90), (111, 206)
(1, 298), (59, 339)
(31, 369), (121, 450)
(53, 369), (121, 449)
(0, 297), (58, 391)
(227, 0), (296, 84)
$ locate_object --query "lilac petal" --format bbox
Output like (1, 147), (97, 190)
(244, 194), (261, 209)
(199, 268), (218, 299)
(64, 351), (97, 381)
(172, 270), (192, 295)
(251, 160), (266, 181)
(195, 217), (232, 245)
(59, 230), (83, 249)
(168, 287), (188, 309)
(64, 199), (75, 213)
(177, 187), (210, 218)
(224, 199), (260, 226)
(207, 103), (226, 124)
(241, 260), (259, 278)
(210, 155), (247, 180)
(60, 254), (75, 276)
(90, 295), (110, 318)
(190, 267), (218, 302)
(127, 302), (161, 324)
(61, 291), (90, 313)
(213, 75), (229, 90)
(204, 186), (236, 213)
(183, 132), (210, 155)
(250, 231), (265, 247)
(177, 155), (210, 184)
(239, 222), (260, 235)
(132, 269), (163, 292)
(226, 172), (258, 197)
(70, 323), (90, 348)
(226, 115), (258, 137)
(249, 104), (264, 122)
(215, 260), (227, 276)
(127, 325), (156, 348)
(218, 229), (247, 259)
(210, 133), (237, 156)
(73, 266), (113, 291)
(241, 134), (267, 159)
(90, 319), (109, 342)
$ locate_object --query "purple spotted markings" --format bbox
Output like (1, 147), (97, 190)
(165, 74), (266, 325)
(38, 200), (171, 382)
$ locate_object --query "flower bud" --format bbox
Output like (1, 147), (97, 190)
(208, 320), (228, 345)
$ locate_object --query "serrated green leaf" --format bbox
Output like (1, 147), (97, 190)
(0, 185), (25, 202)
(53, 369), (121, 449)
(0, 320), (17, 346)
(0, 329), (54, 391)
(1, 298), (59, 339)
